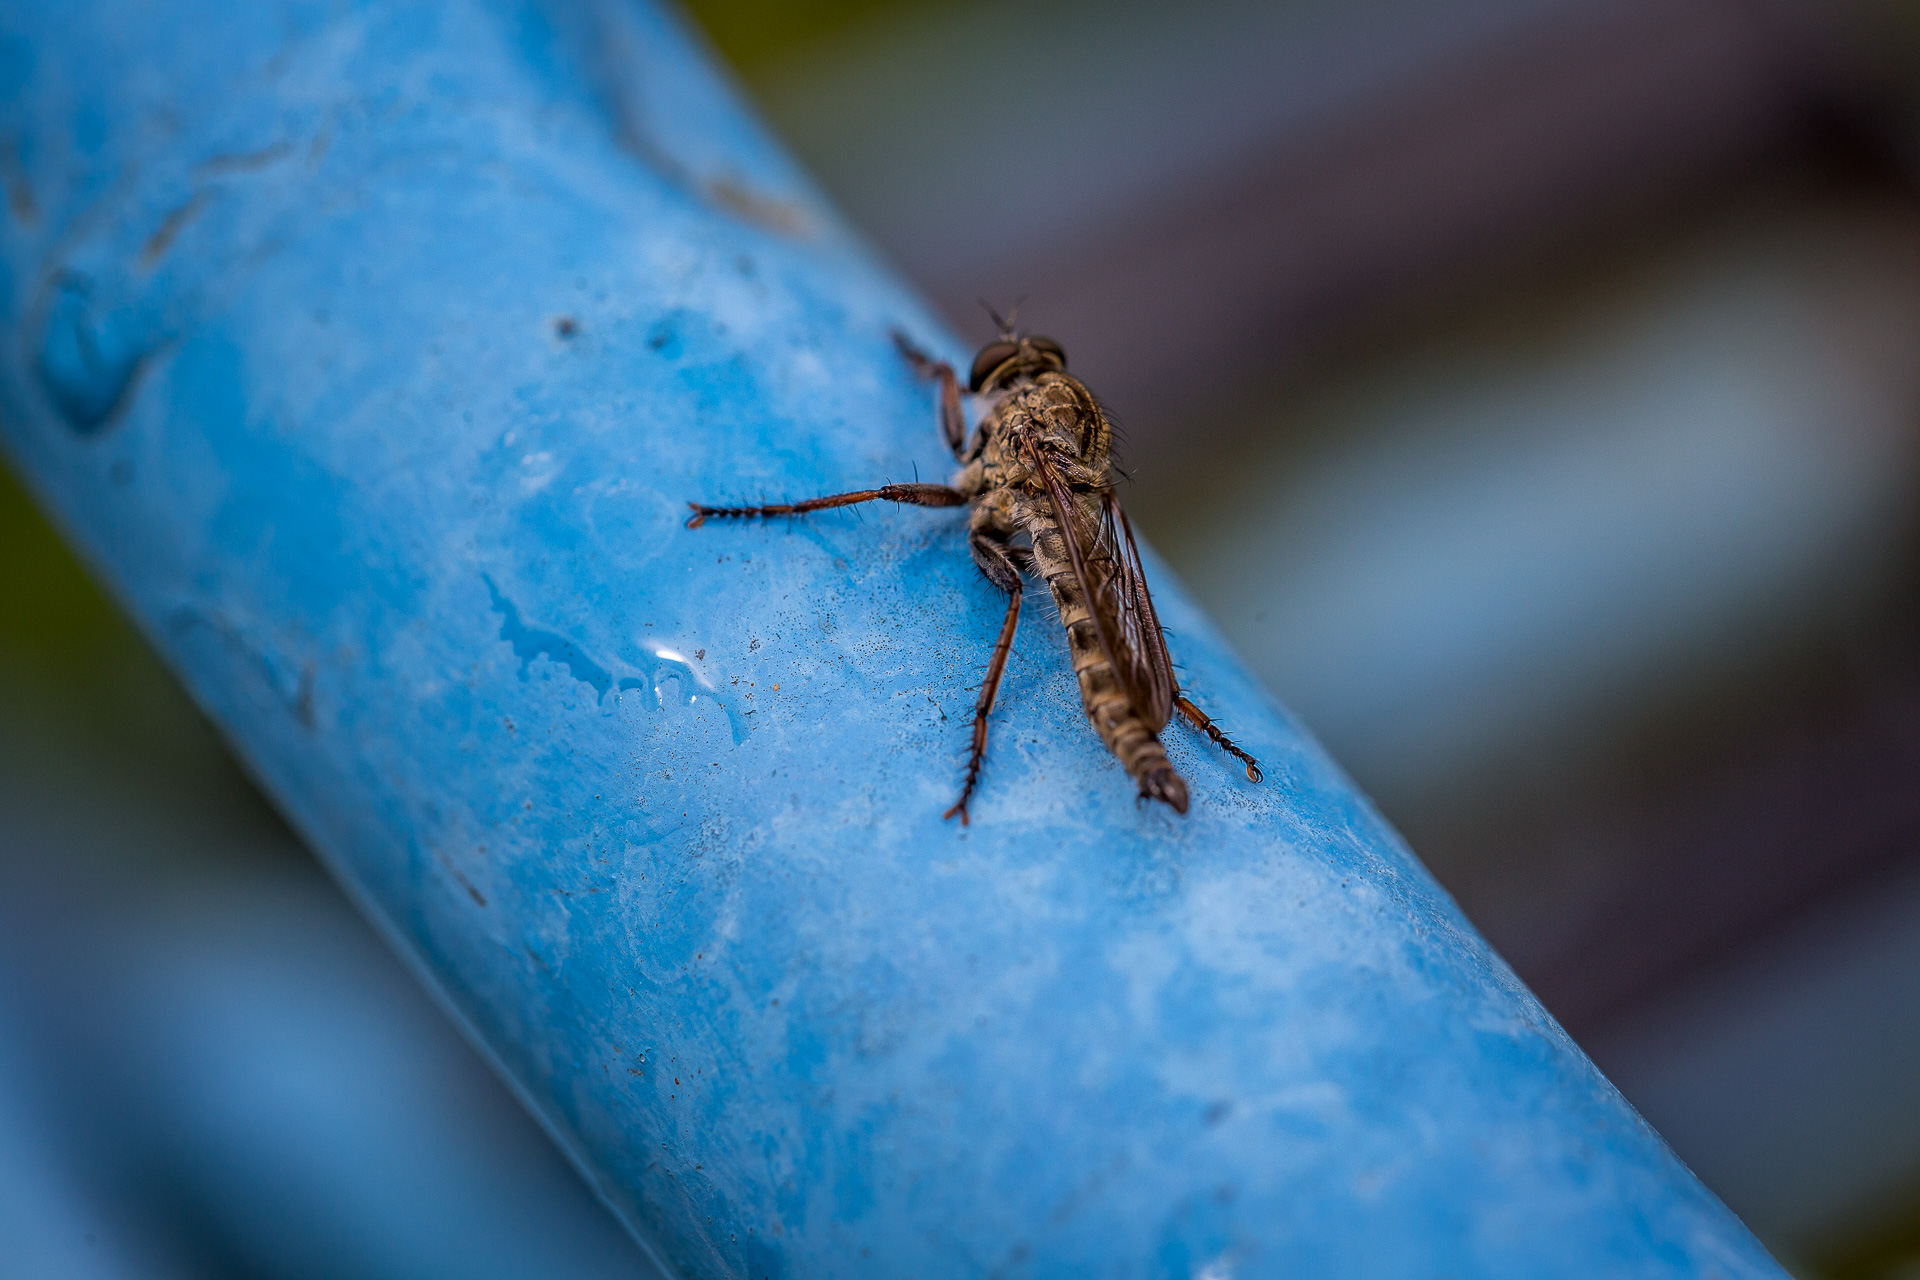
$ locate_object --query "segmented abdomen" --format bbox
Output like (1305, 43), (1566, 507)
(1024, 504), (1185, 803)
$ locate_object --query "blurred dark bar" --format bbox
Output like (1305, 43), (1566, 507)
(963, 0), (1847, 453)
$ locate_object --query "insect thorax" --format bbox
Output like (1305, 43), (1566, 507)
(974, 373), (1112, 486)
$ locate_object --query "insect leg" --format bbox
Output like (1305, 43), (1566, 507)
(892, 329), (967, 459)
(946, 529), (1023, 826)
(686, 483), (964, 528)
(1173, 694), (1263, 783)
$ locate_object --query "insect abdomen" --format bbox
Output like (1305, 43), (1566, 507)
(1029, 514), (1190, 813)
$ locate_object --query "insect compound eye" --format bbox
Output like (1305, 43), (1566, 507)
(1028, 336), (1066, 367)
(969, 341), (1021, 392)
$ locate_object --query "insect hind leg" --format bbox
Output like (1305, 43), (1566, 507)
(946, 533), (1023, 825)
(1174, 694), (1263, 783)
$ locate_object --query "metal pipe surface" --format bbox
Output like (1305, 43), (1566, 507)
(0, 1), (1786, 1276)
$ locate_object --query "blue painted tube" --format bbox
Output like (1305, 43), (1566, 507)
(0, 2), (1785, 1276)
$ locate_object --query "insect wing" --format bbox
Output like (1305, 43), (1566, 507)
(1098, 489), (1177, 730)
(1027, 444), (1175, 731)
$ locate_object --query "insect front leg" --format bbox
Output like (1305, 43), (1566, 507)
(1173, 694), (1263, 783)
(946, 513), (1024, 825)
(686, 482), (965, 528)
(893, 329), (968, 460)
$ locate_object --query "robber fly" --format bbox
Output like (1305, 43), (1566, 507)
(686, 321), (1261, 823)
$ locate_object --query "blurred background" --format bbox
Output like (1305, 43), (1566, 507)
(8, 0), (1920, 1274)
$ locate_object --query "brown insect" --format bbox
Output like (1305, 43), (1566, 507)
(687, 323), (1261, 823)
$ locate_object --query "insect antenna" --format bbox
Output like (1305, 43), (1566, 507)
(977, 296), (1026, 339)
